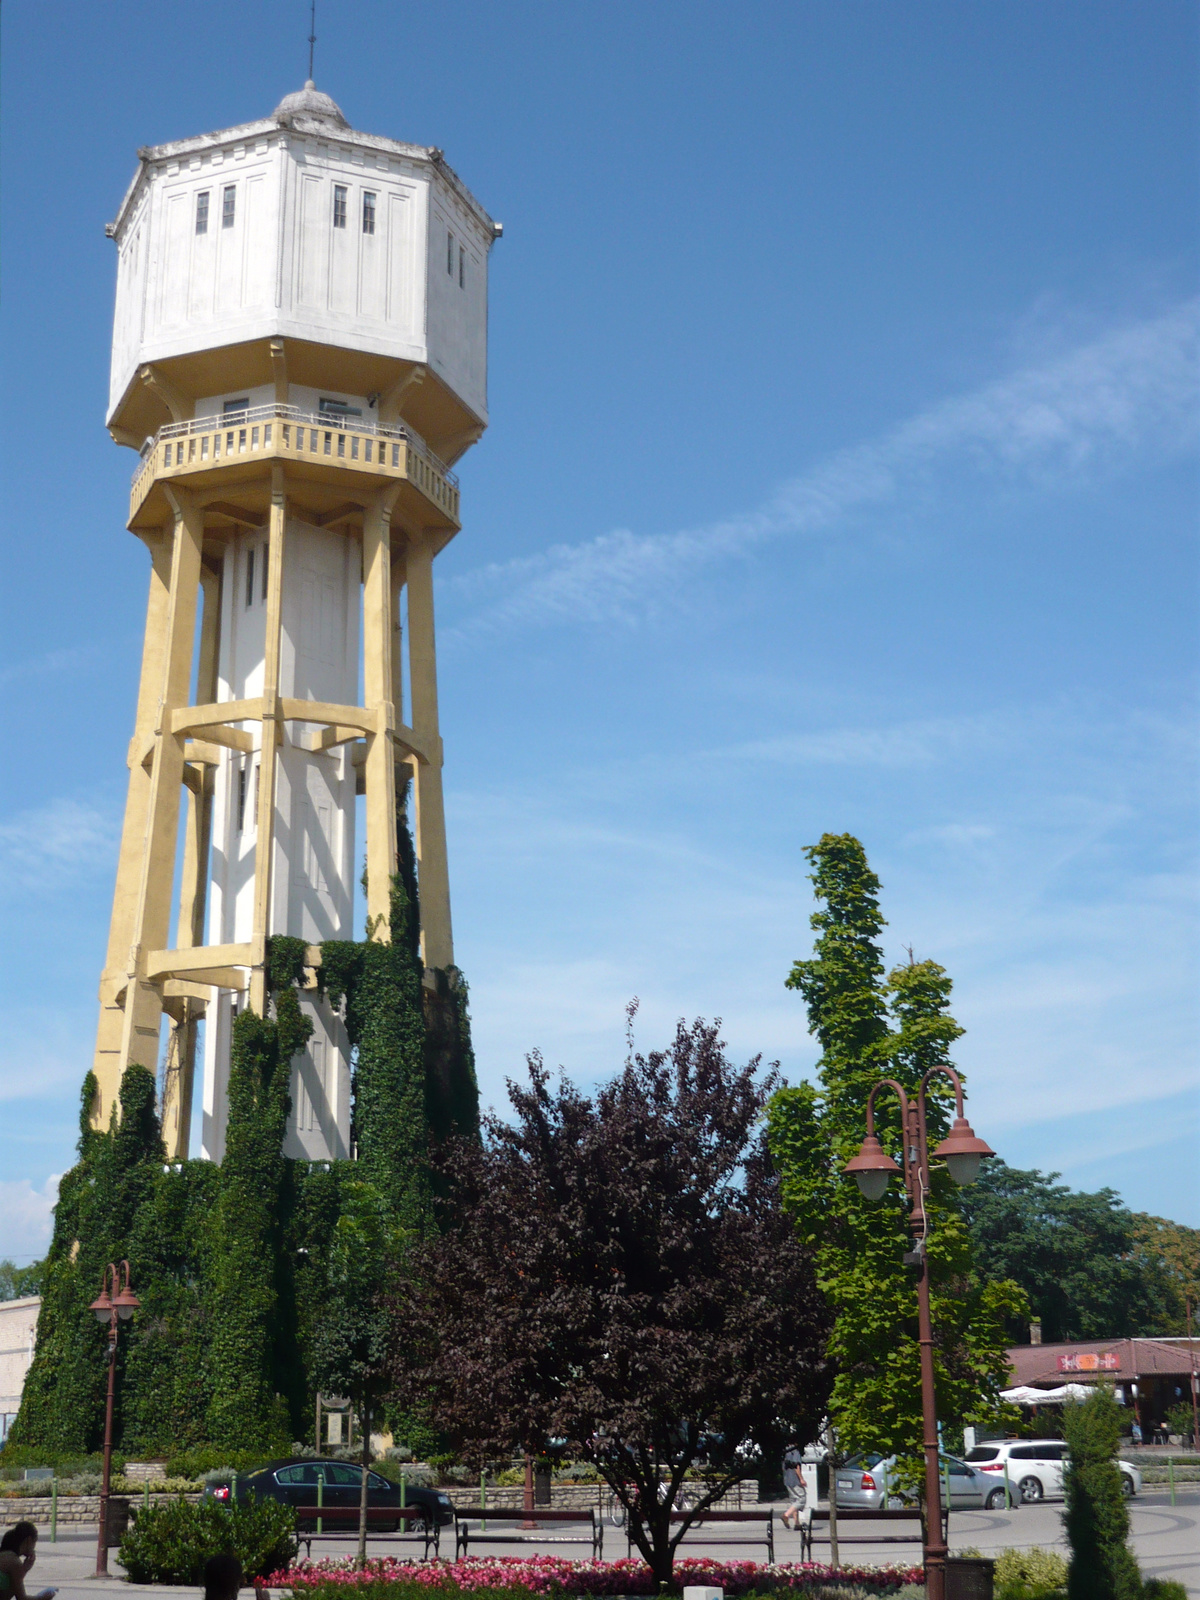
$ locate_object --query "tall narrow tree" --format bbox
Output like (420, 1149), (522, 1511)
(768, 834), (1024, 1473)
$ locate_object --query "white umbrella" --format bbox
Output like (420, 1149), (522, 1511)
(1001, 1383), (1092, 1405)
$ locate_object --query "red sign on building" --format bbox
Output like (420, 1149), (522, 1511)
(1058, 1352), (1120, 1372)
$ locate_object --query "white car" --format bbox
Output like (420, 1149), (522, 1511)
(964, 1439), (1142, 1503)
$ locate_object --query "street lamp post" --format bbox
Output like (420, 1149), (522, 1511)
(844, 1068), (994, 1600)
(89, 1260), (140, 1576)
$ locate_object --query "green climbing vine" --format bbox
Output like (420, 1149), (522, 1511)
(8, 783), (479, 1458)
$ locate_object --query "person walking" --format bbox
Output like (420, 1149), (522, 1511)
(781, 1444), (810, 1532)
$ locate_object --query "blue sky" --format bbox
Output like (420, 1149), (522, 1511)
(1, 1), (1196, 1258)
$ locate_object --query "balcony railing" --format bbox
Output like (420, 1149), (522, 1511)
(131, 403), (459, 524)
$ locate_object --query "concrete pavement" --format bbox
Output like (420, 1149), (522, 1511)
(18, 1494), (1200, 1598)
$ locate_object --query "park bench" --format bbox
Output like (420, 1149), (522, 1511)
(294, 1503), (440, 1560)
(799, 1505), (946, 1563)
(626, 1508), (775, 1563)
(454, 1506), (604, 1560)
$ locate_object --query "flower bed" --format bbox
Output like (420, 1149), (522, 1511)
(265, 1555), (925, 1596)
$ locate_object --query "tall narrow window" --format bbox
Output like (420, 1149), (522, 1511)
(447, 229), (454, 273)
(195, 191), (210, 234)
(246, 547), (255, 608)
(362, 192), (376, 235)
(237, 764), (247, 831)
(459, 243), (465, 288)
(333, 185), (348, 228)
(261, 539), (269, 601)
(222, 185), (236, 228)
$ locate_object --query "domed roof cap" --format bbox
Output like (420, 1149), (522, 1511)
(273, 80), (348, 127)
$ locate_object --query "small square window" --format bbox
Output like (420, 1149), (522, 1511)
(195, 191), (210, 234)
(333, 185), (347, 228)
(222, 185), (236, 228)
(223, 397), (250, 417)
(447, 229), (454, 273)
(459, 244), (465, 288)
(362, 192), (376, 235)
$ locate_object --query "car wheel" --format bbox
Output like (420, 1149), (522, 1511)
(1121, 1474), (1136, 1498)
(1018, 1475), (1043, 1503)
(985, 1488), (1013, 1510)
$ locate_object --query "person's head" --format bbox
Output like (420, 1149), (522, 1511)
(203, 1552), (243, 1600)
(0, 1523), (38, 1559)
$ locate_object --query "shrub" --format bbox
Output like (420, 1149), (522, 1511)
(0, 1446), (124, 1475)
(163, 1446), (276, 1480)
(119, 1497), (296, 1584)
(1064, 1388), (1143, 1600)
(1164, 1403), (1197, 1443)
(992, 1546), (1068, 1599)
(1142, 1584), (1188, 1600)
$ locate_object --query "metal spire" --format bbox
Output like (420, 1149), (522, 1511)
(308, 0), (317, 81)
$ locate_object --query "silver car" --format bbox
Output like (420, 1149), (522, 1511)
(835, 1452), (1016, 1511)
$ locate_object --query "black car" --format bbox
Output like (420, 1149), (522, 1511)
(207, 1457), (455, 1529)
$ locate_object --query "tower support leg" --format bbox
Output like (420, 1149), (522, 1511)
(363, 490), (401, 940)
(406, 535), (454, 972)
(248, 469), (287, 1016)
(161, 564), (221, 1157)
(107, 489), (204, 1126)
(93, 532), (174, 1124)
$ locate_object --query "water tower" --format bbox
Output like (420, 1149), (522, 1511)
(94, 82), (498, 1162)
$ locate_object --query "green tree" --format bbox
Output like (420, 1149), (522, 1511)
(0, 1260), (44, 1301)
(1129, 1214), (1200, 1338)
(767, 833), (1026, 1478)
(310, 1180), (406, 1564)
(960, 1165), (1171, 1341)
(1064, 1387), (1143, 1600)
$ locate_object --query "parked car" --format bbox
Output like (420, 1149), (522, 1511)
(963, 1439), (1142, 1503)
(206, 1457), (455, 1529)
(834, 1453), (1013, 1512)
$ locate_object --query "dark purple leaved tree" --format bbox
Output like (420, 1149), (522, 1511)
(387, 1013), (832, 1586)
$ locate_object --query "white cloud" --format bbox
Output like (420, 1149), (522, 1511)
(0, 797), (120, 894)
(0, 1175), (60, 1262)
(447, 301), (1198, 638)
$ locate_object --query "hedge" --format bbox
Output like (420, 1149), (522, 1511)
(119, 1497), (297, 1584)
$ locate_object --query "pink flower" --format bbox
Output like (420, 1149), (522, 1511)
(264, 1554), (923, 1594)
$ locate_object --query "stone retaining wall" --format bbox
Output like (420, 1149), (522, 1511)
(0, 1492), (203, 1528)
(439, 1479), (761, 1512)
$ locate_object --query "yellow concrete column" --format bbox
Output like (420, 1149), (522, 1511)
(248, 468), (287, 1015)
(363, 489), (401, 939)
(161, 561), (222, 1158)
(92, 532), (175, 1120)
(405, 534), (454, 971)
(390, 549), (406, 719)
(112, 487), (205, 1125)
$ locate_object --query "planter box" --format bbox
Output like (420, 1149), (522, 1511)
(946, 1555), (995, 1600)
